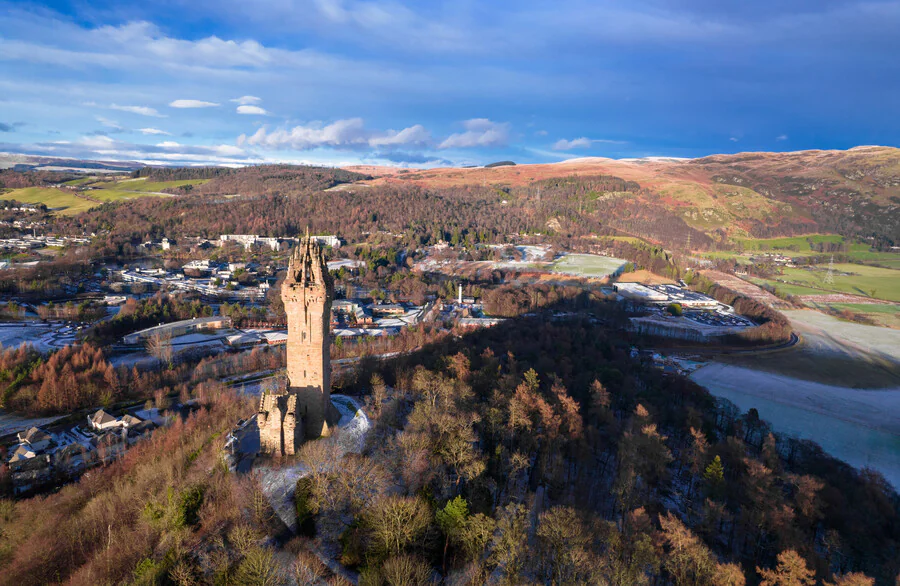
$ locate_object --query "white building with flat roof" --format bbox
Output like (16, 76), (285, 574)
(614, 282), (669, 302)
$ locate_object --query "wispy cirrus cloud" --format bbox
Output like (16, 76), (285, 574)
(109, 104), (165, 117)
(367, 151), (452, 166)
(236, 105), (270, 115)
(169, 99), (220, 108)
(139, 127), (171, 135)
(231, 95), (262, 105)
(95, 116), (125, 131)
(552, 136), (626, 150)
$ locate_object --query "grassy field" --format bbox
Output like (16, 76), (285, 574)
(701, 235), (900, 267)
(58, 177), (209, 206)
(748, 277), (828, 295)
(1, 187), (97, 215)
(602, 235), (647, 245)
(803, 301), (900, 329)
(776, 264), (900, 302)
(734, 234), (844, 252)
(92, 177), (208, 193)
(61, 176), (99, 187)
(0, 182), (178, 213)
(842, 243), (900, 264)
(87, 189), (163, 203)
(747, 277), (825, 297)
(550, 253), (628, 277)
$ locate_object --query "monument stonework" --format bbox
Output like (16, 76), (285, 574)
(258, 393), (301, 455)
(258, 232), (340, 456)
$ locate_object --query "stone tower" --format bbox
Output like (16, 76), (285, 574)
(258, 231), (340, 456)
(282, 230), (339, 440)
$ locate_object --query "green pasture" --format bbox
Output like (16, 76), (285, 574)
(842, 243), (900, 264)
(61, 176), (99, 187)
(703, 234), (900, 266)
(775, 263), (900, 302)
(88, 189), (162, 203)
(1, 187), (96, 215)
(804, 301), (900, 328)
(92, 177), (207, 193)
(748, 277), (825, 297)
(602, 235), (647, 245)
(828, 303), (899, 314)
(874, 259), (900, 270)
(734, 234), (844, 252)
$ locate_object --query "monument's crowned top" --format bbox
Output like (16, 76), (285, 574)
(287, 227), (332, 290)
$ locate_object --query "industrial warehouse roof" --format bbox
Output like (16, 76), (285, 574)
(122, 316), (232, 344)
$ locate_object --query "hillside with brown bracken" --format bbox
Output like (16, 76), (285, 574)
(358, 146), (900, 241)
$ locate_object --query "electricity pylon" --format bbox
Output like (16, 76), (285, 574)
(824, 255), (835, 285)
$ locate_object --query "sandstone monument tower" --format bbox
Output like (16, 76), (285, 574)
(259, 231), (339, 456)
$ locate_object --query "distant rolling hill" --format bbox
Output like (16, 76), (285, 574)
(2, 147), (898, 244)
(365, 146), (900, 243)
(0, 152), (143, 172)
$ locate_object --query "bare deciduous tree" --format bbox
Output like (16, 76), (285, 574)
(146, 328), (174, 369)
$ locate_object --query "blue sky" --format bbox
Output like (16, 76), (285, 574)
(1, 0), (899, 167)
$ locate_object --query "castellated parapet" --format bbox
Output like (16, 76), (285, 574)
(258, 231), (340, 456)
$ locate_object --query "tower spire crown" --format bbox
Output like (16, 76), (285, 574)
(286, 231), (332, 291)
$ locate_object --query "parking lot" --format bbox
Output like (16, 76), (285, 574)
(684, 310), (755, 328)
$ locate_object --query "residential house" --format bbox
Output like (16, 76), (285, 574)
(17, 427), (53, 452)
(88, 409), (120, 431)
(120, 414), (143, 428)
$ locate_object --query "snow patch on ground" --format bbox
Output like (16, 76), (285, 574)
(256, 394), (370, 533)
(0, 322), (77, 353)
(257, 464), (309, 534)
(331, 395), (371, 454)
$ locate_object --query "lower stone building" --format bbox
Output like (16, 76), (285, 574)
(258, 391), (304, 456)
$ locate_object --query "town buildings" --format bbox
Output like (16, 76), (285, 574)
(218, 233), (341, 251)
(6, 409), (159, 495)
